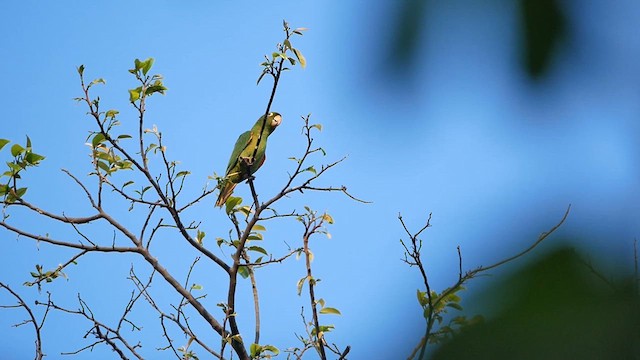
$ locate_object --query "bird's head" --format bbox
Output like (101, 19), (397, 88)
(264, 112), (282, 134)
(268, 112), (282, 128)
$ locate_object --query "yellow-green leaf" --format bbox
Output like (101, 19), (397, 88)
(322, 213), (334, 224)
(0, 139), (10, 151)
(141, 58), (154, 76)
(252, 224), (266, 232)
(10, 144), (24, 157)
(225, 196), (243, 214)
(128, 89), (140, 102)
(319, 307), (342, 315)
(292, 48), (306, 68)
(106, 109), (119, 118)
(297, 276), (309, 295)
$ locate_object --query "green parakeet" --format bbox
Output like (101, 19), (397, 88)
(216, 112), (282, 207)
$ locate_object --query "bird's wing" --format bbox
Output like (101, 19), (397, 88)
(225, 130), (253, 175)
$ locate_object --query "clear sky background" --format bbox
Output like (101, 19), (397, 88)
(1, 1), (639, 359)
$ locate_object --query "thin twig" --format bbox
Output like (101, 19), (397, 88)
(481, 205), (571, 272)
(0, 282), (44, 360)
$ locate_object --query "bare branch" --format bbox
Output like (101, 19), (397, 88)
(0, 221), (139, 252)
(401, 205), (571, 358)
(7, 199), (102, 224)
(177, 188), (216, 213)
(62, 168), (98, 209)
(481, 204), (571, 272)
(244, 247), (303, 268)
(0, 282), (44, 360)
(38, 294), (143, 359)
(104, 180), (165, 208)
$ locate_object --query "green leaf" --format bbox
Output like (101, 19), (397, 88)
(118, 161), (132, 170)
(15, 187), (27, 198)
(122, 180), (134, 188)
(297, 275), (309, 295)
(141, 58), (154, 76)
(238, 206), (252, 216)
(250, 343), (260, 357)
(128, 89), (140, 102)
(97, 160), (110, 173)
(0, 139), (9, 151)
(196, 229), (205, 244)
(284, 39), (292, 50)
(146, 143), (158, 153)
(238, 265), (250, 279)
(117, 134), (132, 140)
(176, 171), (190, 178)
(417, 290), (428, 306)
(25, 136), (32, 150)
(319, 307), (342, 315)
(216, 237), (225, 247)
(25, 152), (45, 165)
(92, 133), (105, 148)
(311, 325), (334, 336)
(77, 64), (85, 76)
(190, 284), (203, 291)
(10, 144), (24, 157)
(145, 84), (167, 96)
(247, 233), (263, 241)
(105, 109), (119, 118)
(225, 196), (243, 214)
(247, 246), (268, 256)
(263, 345), (279, 355)
(446, 302), (463, 311)
(292, 48), (307, 68)
(311, 124), (323, 131)
(7, 163), (22, 173)
(252, 224), (266, 232)
(89, 78), (106, 87)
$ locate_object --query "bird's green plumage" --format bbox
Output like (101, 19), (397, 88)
(216, 112), (282, 207)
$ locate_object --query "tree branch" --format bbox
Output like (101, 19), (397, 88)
(0, 282), (44, 360)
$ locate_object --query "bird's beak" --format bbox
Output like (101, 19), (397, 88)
(272, 114), (282, 127)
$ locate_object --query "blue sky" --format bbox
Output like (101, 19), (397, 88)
(1, 1), (639, 359)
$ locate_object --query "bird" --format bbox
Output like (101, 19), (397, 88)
(216, 112), (282, 207)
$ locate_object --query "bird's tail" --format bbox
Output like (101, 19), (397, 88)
(215, 180), (237, 208)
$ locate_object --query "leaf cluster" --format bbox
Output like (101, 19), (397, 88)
(257, 21), (308, 85)
(0, 136), (45, 204)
